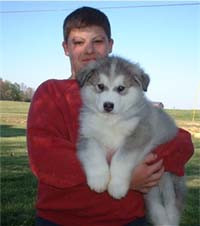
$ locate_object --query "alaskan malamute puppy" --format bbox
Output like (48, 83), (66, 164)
(76, 56), (186, 226)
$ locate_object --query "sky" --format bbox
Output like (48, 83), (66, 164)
(1, 1), (200, 109)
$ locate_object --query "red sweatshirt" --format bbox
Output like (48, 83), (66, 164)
(27, 79), (194, 226)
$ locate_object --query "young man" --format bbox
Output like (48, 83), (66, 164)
(27, 7), (193, 226)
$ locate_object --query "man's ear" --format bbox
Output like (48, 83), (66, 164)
(108, 39), (114, 54)
(62, 41), (69, 56)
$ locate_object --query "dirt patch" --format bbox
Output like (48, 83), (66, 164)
(176, 120), (200, 138)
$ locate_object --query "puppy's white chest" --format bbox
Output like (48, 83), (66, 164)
(98, 119), (125, 149)
(81, 113), (139, 150)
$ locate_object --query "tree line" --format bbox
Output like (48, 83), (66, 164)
(0, 78), (35, 102)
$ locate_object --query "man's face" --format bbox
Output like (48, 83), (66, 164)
(63, 26), (113, 77)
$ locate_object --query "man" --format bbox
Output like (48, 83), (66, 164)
(27, 7), (193, 226)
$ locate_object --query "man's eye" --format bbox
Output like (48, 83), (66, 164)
(94, 39), (103, 44)
(117, 86), (125, 93)
(96, 84), (104, 92)
(74, 41), (84, 45)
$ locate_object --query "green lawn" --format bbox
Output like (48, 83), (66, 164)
(1, 101), (199, 226)
(1, 101), (37, 226)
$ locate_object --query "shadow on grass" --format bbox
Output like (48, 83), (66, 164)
(1, 211), (35, 226)
(0, 124), (26, 137)
(1, 161), (37, 226)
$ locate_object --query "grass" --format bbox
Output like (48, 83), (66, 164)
(0, 101), (37, 226)
(0, 101), (199, 226)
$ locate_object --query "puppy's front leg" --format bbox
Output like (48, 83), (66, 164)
(108, 151), (138, 199)
(77, 138), (110, 193)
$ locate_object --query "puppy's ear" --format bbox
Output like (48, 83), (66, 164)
(133, 68), (150, 92)
(124, 59), (150, 92)
(76, 61), (98, 87)
(140, 72), (150, 92)
(76, 69), (93, 87)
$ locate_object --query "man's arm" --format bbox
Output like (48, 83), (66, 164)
(27, 80), (86, 188)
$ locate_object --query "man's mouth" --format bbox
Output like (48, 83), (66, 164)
(82, 58), (96, 63)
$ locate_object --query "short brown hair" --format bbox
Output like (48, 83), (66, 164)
(63, 7), (111, 42)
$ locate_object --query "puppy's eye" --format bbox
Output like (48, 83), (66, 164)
(97, 83), (104, 92)
(117, 86), (125, 93)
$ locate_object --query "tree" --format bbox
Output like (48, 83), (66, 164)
(0, 78), (34, 101)
(23, 86), (35, 102)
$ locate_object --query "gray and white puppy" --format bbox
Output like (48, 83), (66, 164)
(76, 56), (186, 226)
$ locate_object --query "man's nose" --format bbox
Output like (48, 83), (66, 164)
(85, 42), (95, 54)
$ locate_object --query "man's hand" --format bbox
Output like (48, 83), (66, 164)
(130, 153), (164, 193)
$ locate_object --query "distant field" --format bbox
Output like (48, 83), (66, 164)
(0, 101), (199, 226)
(166, 109), (200, 139)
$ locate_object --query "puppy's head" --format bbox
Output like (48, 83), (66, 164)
(76, 56), (150, 91)
(76, 56), (150, 114)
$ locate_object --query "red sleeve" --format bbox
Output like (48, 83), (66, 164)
(153, 128), (194, 176)
(27, 80), (86, 188)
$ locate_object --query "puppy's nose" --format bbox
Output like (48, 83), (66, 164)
(103, 102), (114, 112)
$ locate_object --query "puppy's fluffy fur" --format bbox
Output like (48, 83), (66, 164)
(76, 56), (186, 226)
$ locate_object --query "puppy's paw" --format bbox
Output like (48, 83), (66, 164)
(87, 168), (110, 193)
(108, 179), (129, 199)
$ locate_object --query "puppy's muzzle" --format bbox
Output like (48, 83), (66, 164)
(103, 102), (114, 113)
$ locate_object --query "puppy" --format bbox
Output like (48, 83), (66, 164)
(76, 56), (186, 226)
